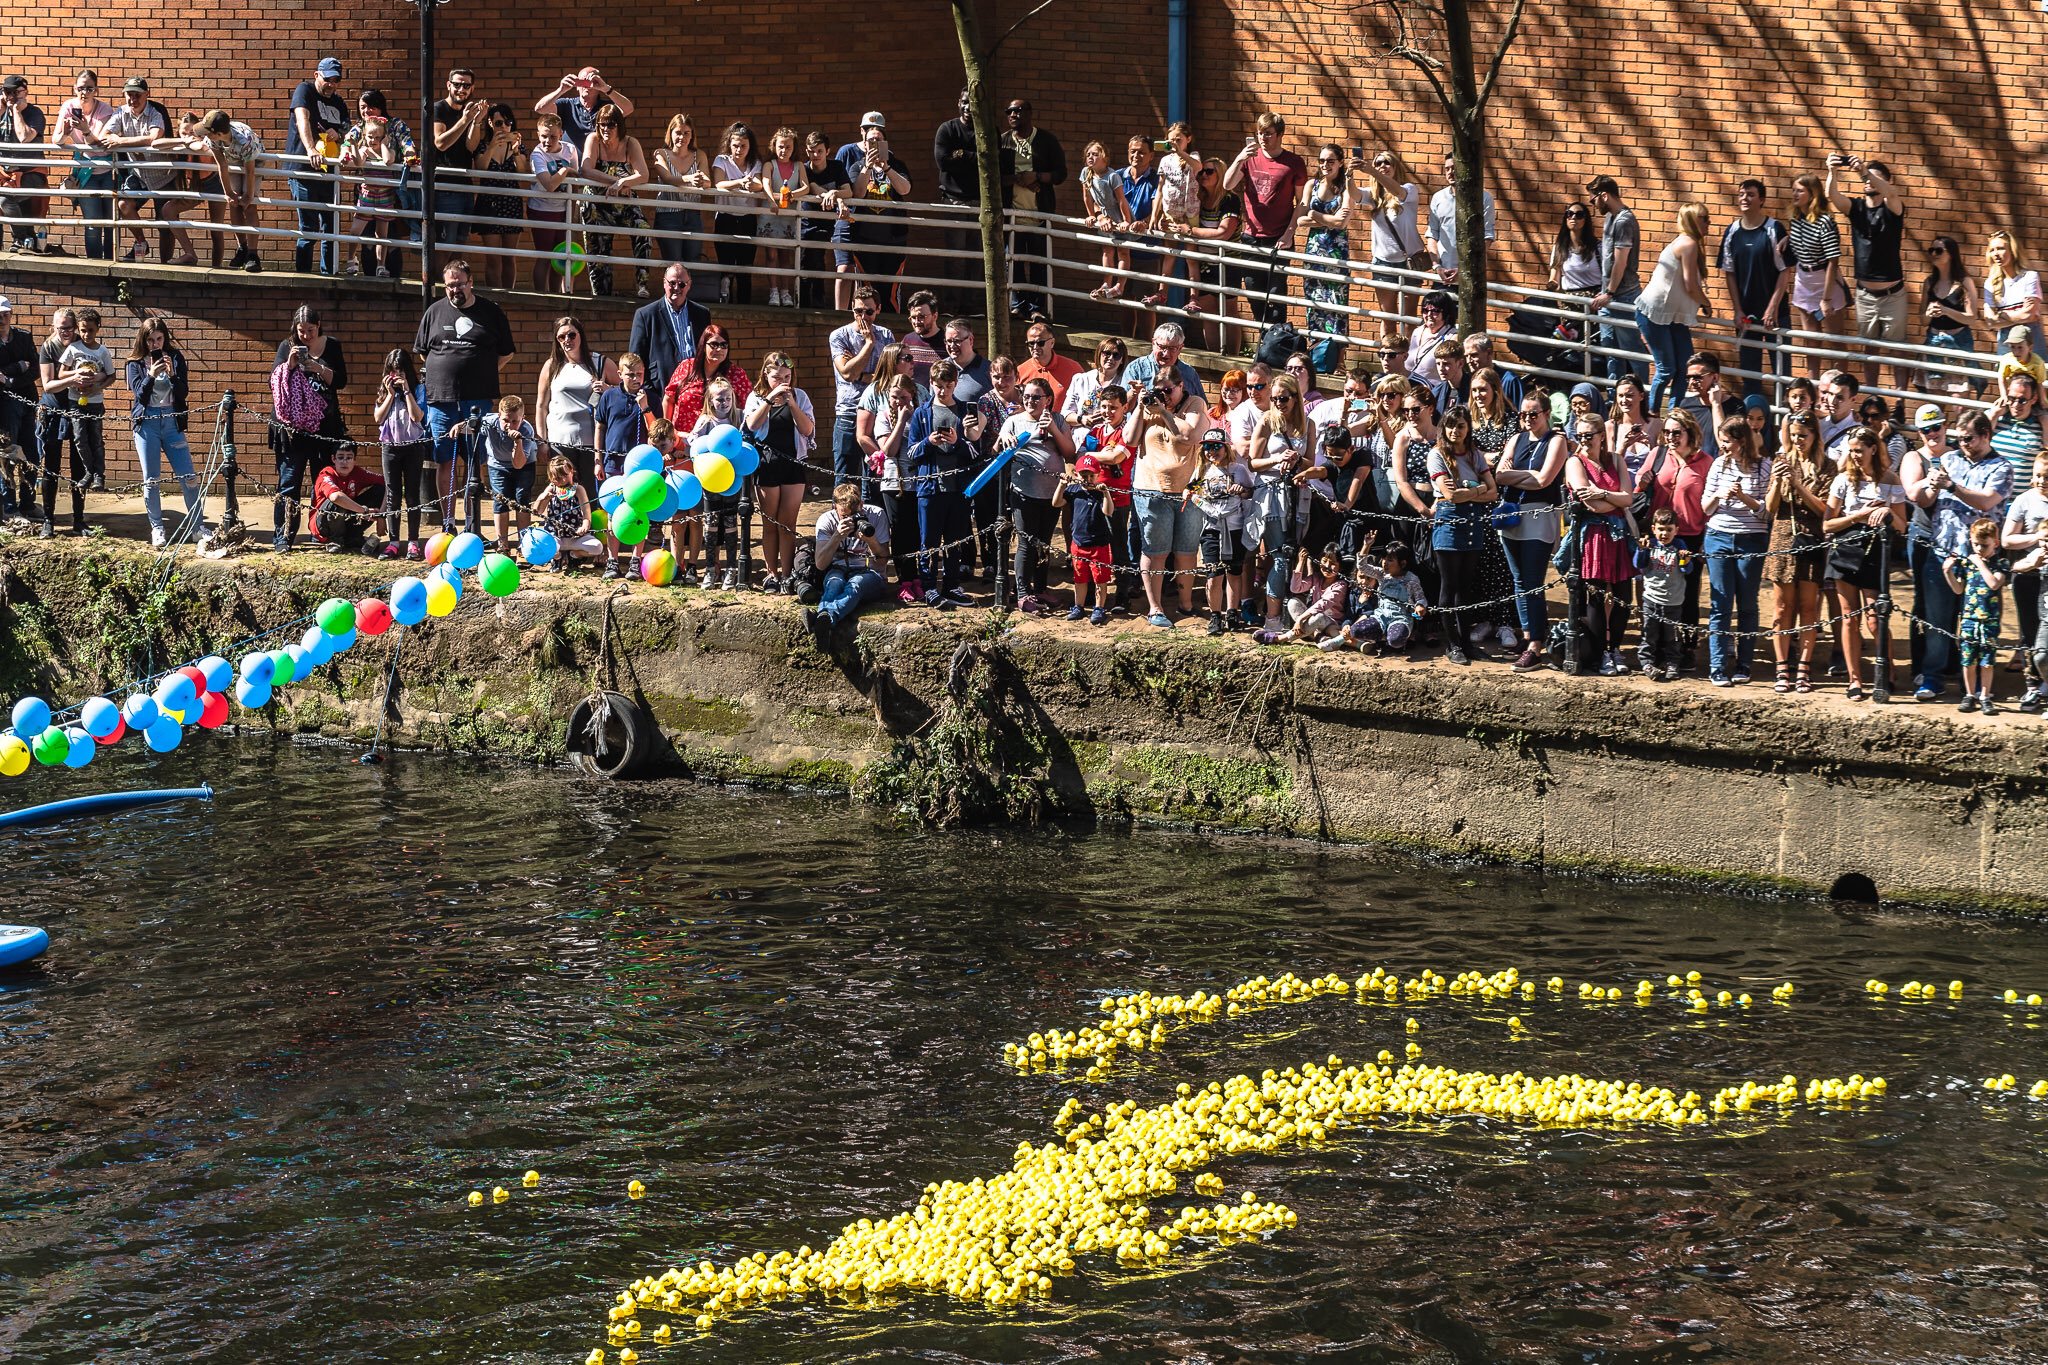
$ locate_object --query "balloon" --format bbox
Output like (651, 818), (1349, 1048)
(651, 484), (680, 523)
(519, 527), (559, 567)
(356, 598), (394, 637)
(390, 576), (429, 627)
(121, 695), (160, 731)
(238, 651), (276, 688)
(476, 552), (520, 597)
(707, 423), (747, 461)
(425, 578), (458, 618)
(598, 475), (630, 516)
(611, 505), (651, 546)
(328, 628), (358, 654)
(624, 443), (665, 477)
(156, 673), (197, 716)
(96, 718), (126, 747)
(234, 677), (273, 710)
(429, 561), (463, 594)
(589, 506), (609, 534)
(623, 468), (666, 515)
(196, 655), (234, 694)
(198, 691), (230, 729)
(301, 626), (334, 666)
(726, 438), (759, 479)
(668, 470), (703, 512)
(0, 734), (27, 777)
(31, 727), (69, 766)
(448, 532), (487, 572)
(697, 451), (735, 495)
(423, 531), (455, 567)
(639, 549), (677, 586)
(177, 664), (210, 697)
(316, 597), (357, 636)
(10, 696), (51, 738)
(80, 696), (120, 739)
(61, 725), (93, 769)
(279, 645), (308, 684)
(144, 716), (183, 753)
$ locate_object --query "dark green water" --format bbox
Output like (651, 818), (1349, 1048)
(2, 745), (2046, 1364)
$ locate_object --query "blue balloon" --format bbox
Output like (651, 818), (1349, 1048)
(239, 651), (276, 688)
(197, 655), (234, 693)
(727, 439), (759, 479)
(624, 443), (665, 477)
(447, 531), (487, 571)
(61, 725), (94, 768)
(281, 645), (310, 683)
(156, 673), (197, 716)
(598, 474), (630, 516)
(708, 423), (747, 461)
(10, 696), (50, 738)
(429, 563), (464, 601)
(144, 716), (183, 753)
(121, 695), (160, 731)
(328, 627), (358, 654)
(652, 485), (680, 522)
(80, 696), (120, 739)
(519, 527), (559, 566)
(234, 677), (273, 710)
(669, 471), (703, 512)
(301, 626), (334, 665)
(390, 576), (429, 627)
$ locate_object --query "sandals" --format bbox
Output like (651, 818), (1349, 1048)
(1794, 661), (1814, 695)
(1845, 681), (1866, 702)
(1774, 661), (1793, 694)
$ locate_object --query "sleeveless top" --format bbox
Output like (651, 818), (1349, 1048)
(761, 401), (798, 458)
(547, 356), (601, 449)
(1636, 238), (1699, 327)
(537, 484), (584, 537)
(1575, 457), (1633, 582)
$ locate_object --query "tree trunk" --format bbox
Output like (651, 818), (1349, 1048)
(951, 0), (1013, 358)
(1441, 0), (1486, 340)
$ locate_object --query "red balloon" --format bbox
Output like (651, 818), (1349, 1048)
(356, 597), (394, 637)
(96, 718), (128, 746)
(177, 665), (209, 696)
(197, 691), (230, 729)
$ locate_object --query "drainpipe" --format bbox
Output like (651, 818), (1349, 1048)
(1167, 0), (1188, 125)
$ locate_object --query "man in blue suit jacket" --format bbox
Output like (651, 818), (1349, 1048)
(628, 263), (712, 392)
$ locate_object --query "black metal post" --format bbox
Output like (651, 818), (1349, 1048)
(1871, 527), (1893, 704)
(737, 469), (754, 590)
(417, 0), (437, 300)
(1560, 505), (1583, 674)
(219, 390), (241, 529)
(993, 475), (1008, 611)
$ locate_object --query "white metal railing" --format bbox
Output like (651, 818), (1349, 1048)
(0, 144), (2009, 402)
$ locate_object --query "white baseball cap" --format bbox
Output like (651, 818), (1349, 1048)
(860, 110), (887, 130)
(0, 296), (13, 313)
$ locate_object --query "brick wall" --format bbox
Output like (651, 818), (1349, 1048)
(0, 267), (847, 485)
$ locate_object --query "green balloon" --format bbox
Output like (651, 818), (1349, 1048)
(479, 552), (521, 598)
(612, 505), (651, 546)
(271, 649), (297, 686)
(31, 726), (70, 766)
(316, 597), (356, 636)
(623, 468), (667, 515)
(589, 505), (609, 533)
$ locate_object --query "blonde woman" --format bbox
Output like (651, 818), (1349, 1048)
(1247, 371), (1316, 631)
(1763, 411), (1831, 692)
(742, 350), (816, 591)
(1634, 202), (1713, 414)
(1983, 230), (2043, 357)
(649, 113), (711, 266)
(1360, 150), (1424, 343)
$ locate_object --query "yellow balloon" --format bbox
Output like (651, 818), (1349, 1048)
(161, 708), (185, 724)
(697, 451), (735, 495)
(425, 580), (458, 618)
(0, 734), (28, 777)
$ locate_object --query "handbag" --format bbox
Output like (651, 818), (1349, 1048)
(1629, 441), (1670, 523)
(1489, 491), (1524, 529)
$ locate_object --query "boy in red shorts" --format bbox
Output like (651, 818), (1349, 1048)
(1054, 454), (1116, 624)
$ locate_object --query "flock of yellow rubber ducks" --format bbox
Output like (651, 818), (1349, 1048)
(444, 962), (2045, 1362)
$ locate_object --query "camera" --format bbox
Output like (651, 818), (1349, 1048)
(1145, 385), (1170, 405)
(851, 515), (875, 539)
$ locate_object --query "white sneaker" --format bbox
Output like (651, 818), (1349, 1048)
(1598, 650), (1623, 677)
(1494, 624), (1519, 651)
(1608, 649), (1629, 675)
(700, 568), (716, 589)
(148, 525), (168, 549)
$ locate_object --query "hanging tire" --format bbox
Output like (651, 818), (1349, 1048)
(565, 690), (654, 779)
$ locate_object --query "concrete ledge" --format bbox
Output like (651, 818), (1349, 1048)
(2, 535), (2044, 913)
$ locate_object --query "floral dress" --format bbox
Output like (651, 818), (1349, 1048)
(1304, 182), (1351, 371)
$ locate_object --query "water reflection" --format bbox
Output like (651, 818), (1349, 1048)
(0, 744), (2044, 1363)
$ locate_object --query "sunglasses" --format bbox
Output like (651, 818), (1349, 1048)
(1026, 337), (1052, 348)
(1006, 107), (1028, 116)
(1249, 382), (1268, 391)
(1565, 209), (1588, 218)
(705, 338), (728, 348)
(1197, 167), (1217, 179)
(852, 307), (876, 316)
(1276, 394), (1297, 403)
(1401, 405), (1424, 415)
(557, 330), (579, 339)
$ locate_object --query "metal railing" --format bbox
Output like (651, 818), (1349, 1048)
(0, 144), (2009, 403)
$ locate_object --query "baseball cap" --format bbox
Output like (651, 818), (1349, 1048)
(1074, 454), (1104, 476)
(316, 57), (343, 78)
(0, 296), (13, 313)
(2007, 324), (2032, 344)
(1200, 426), (1228, 446)
(123, 77), (148, 94)
(860, 110), (887, 130)
(1913, 402), (1946, 429)
(1, 75), (26, 94)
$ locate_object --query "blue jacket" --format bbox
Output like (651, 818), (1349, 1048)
(124, 349), (190, 430)
(904, 397), (991, 498)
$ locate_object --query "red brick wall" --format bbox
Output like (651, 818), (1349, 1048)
(0, 268), (844, 484)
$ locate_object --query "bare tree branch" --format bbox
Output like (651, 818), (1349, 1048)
(1385, 2), (1454, 111)
(983, 0), (1059, 59)
(1476, 0), (1531, 112)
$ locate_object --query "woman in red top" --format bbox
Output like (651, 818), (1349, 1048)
(663, 324), (751, 430)
(1650, 408), (1712, 664)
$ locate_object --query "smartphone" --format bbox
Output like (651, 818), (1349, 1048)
(1350, 144), (1365, 162)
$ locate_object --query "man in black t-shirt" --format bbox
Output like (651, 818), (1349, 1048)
(431, 68), (487, 246)
(288, 58), (350, 275)
(1825, 153), (1908, 394)
(0, 75), (49, 254)
(414, 261), (515, 534)
(800, 131), (853, 310)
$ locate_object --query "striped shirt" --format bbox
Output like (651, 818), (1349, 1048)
(1785, 215), (1842, 271)
(1704, 455), (1774, 535)
(1990, 413), (2043, 488)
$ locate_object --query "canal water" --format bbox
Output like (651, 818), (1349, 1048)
(2, 745), (2044, 1364)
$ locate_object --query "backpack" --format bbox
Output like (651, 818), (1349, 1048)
(1254, 321), (1307, 370)
(790, 537), (823, 604)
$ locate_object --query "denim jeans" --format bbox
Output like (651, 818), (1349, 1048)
(432, 188), (471, 245)
(831, 410), (865, 490)
(79, 169), (114, 259)
(133, 407), (202, 536)
(1913, 536), (1961, 694)
(652, 207), (702, 264)
(818, 564), (886, 625)
(1703, 528), (1768, 678)
(1734, 322), (1785, 397)
(1636, 314), (1692, 415)
(1258, 507), (1294, 602)
(915, 491), (969, 593)
(1500, 534), (1556, 642)
(1598, 287), (1644, 383)
(290, 175), (336, 274)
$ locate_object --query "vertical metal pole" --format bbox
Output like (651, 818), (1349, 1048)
(418, 0), (437, 301)
(994, 474), (1008, 611)
(219, 390), (241, 528)
(738, 466), (754, 590)
(1871, 526), (1893, 704)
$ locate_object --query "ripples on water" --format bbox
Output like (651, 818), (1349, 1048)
(1, 744), (2045, 1363)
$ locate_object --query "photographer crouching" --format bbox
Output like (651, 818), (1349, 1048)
(804, 482), (892, 645)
